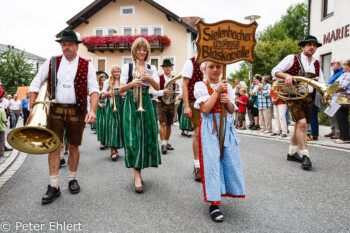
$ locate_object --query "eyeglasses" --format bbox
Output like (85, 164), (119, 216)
(136, 49), (148, 53)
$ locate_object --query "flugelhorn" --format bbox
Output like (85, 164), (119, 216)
(7, 81), (61, 154)
(162, 73), (182, 104)
(273, 76), (339, 101)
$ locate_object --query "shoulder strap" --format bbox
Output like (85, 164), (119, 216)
(295, 54), (306, 77)
(128, 63), (133, 84)
(50, 56), (57, 100)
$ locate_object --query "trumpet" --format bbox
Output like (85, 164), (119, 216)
(112, 88), (119, 113)
(132, 61), (145, 112)
(109, 82), (118, 112)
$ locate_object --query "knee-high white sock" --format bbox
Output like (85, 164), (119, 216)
(68, 171), (77, 182)
(300, 149), (309, 158)
(288, 145), (298, 155)
(49, 175), (59, 189)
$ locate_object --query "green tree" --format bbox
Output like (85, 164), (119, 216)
(280, 2), (308, 41)
(253, 38), (300, 77)
(0, 47), (36, 95)
(252, 2), (308, 77)
(229, 61), (250, 89)
(229, 2), (308, 83)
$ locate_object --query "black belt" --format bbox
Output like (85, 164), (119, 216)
(55, 103), (77, 108)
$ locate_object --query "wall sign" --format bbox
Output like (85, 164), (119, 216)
(323, 24), (350, 44)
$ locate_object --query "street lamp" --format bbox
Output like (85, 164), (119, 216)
(244, 15), (260, 90)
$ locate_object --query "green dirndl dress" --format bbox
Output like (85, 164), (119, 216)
(179, 104), (194, 131)
(123, 88), (161, 169)
(104, 96), (124, 149)
(152, 99), (158, 122)
(96, 99), (106, 143)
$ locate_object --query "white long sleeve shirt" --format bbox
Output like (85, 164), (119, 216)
(271, 53), (325, 93)
(29, 55), (99, 104)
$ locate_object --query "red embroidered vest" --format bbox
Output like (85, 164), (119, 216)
(285, 54), (320, 77)
(188, 57), (204, 102)
(48, 55), (89, 113)
(158, 74), (175, 103)
(200, 82), (227, 113)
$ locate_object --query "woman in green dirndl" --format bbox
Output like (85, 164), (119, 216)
(96, 73), (107, 150)
(101, 65), (125, 161)
(179, 99), (193, 137)
(120, 37), (161, 193)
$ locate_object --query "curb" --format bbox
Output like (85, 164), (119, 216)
(237, 130), (350, 151)
(0, 149), (20, 176)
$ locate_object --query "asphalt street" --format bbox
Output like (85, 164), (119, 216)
(0, 124), (349, 232)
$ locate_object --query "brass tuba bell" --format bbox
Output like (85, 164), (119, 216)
(273, 76), (339, 102)
(161, 73), (182, 105)
(7, 81), (61, 154)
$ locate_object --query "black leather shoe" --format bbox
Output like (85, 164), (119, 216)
(302, 156), (312, 169)
(166, 144), (174, 150)
(161, 145), (167, 154)
(41, 185), (61, 204)
(4, 146), (13, 152)
(287, 152), (303, 163)
(59, 158), (66, 168)
(68, 180), (80, 194)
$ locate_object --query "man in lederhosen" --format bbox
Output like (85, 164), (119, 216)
(272, 35), (325, 170)
(152, 59), (176, 154)
(29, 30), (99, 204)
(182, 57), (204, 181)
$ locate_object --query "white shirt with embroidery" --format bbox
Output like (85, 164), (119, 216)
(29, 55), (99, 104)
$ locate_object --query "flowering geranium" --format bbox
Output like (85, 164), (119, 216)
(82, 35), (171, 47)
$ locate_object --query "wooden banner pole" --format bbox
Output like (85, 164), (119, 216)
(219, 64), (226, 159)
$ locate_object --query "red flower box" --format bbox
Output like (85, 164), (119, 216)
(82, 35), (171, 47)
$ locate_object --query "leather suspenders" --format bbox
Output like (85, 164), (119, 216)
(50, 56), (57, 100)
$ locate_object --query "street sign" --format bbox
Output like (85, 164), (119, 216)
(195, 19), (258, 65)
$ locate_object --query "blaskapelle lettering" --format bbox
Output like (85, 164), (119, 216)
(202, 45), (250, 61)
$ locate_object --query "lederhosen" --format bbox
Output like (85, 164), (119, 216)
(187, 57), (203, 128)
(122, 63), (161, 169)
(198, 82), (245, 205)
(284, 54), (320, 123)
(47, 55), (88, 146)
(157, 74), (175, 125)
(104, 79), (124, 149)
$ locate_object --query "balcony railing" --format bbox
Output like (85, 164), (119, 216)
(82, 35), (171, 53)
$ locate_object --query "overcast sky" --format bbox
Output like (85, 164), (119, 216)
(0, 0), (304, 73)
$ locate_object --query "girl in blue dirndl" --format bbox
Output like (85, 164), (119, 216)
(194, 61), (245, 222)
